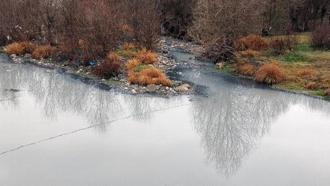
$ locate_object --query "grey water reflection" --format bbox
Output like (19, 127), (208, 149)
(0, 57), (182, 132)
(192, 82), (330, 175)
(168, 50), (330, 176)
(1, 53), (330, 185)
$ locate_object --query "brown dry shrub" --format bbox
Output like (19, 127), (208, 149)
(236, 63), (256, 77)
(235, 35), (268, 51)
(122, 43), (137, 51)
(94, 52), (121, 79)
(255, 62), (285, 84)
(126, 59), (141, 71)
(106, 52), (120, 63)
(204, 36), (235, 63)
(312, 23), (330, 50)
(325, 89), (330, 96)
(239, 50), (260, 58)
(136, 49), (158, 64)
(304, 82), (319, 90)
(32, 45), (55, 60)
(4, 42), (36, 55)
(297, 69), (317, 80)
(128, 67), (172, 87)
(269, 36), (297, 55)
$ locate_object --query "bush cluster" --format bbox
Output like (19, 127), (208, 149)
(93, 53), (122, 79)
(203, 37), (235, 63)
(126, 51), (172, 87)
(235, 35), (268, 51)
(255, 62), (285, 84)
(269, 36), (297, 55)
(0, 0), (160, 60)
(312, 24), (330, 50)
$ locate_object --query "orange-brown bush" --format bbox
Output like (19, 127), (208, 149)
(255, 62), (285, 84)
(297, 69), (317, 79)
(304, 82), (318, 90)
(4, 42), (36, 55)
(239, 49), (260, 58)
(122, 43), (137, 51)
(269, 36), (297, 55)
(126, 59), (141, 71)
(128, 67), (172, 87)
(94, 52), (121, 79)
(4, 42), (26, 55)
(32, 45), (55, 60)
(136, 49), (158, 64)
(235, 35), (268, 51)
(236, 63), (256, 77)
(325, 89), (330, 96)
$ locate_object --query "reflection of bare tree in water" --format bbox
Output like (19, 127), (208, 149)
(192, 85), (330, 176)
(0, 63), (123, 131)
(0, 60), (182, 131)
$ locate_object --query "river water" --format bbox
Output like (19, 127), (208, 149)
(0, 51), (330, 186)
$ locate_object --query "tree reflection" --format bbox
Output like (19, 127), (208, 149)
(192, 84), (330, 176)
(0, 60), (178, 131)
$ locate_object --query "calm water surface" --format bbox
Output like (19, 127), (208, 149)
(0, 53), (330, 186)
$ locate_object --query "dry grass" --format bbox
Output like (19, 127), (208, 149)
(136, 49), (158, 64)
(238, 49), (260, 58)
(115, 43), (139, 58)
(4, 42), (36, 55)
(128, 66), (172, 87)
(297, 69), (317, 80)
(235, 35), (268, 51)
(126, 59), (141, 71)
(32, 45), (55, 60)
(255, 62), (285, 84)
(93, 51), (122, 79)
(269, 36), (297, 55)
(266, 34), (310, 44)
(106, 52), (120, 63)
(122, 43), (137, 51)
(304, 82), (319, 90)
(325, 89), (330, 96)
(236, 63), (256, 76)
(229, 33), (330, 97)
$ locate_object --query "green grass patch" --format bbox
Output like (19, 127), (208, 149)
(280, 52), (308, 63)
(311, 89), (326, 97)
(134, 64), (149, 72)
(295, 44), (313, 52)
(115, 49), (138, 58)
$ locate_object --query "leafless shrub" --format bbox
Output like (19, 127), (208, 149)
(0, 0), (161, 59)
(312, 23), (330, 50)
(203, 36), (235, 63)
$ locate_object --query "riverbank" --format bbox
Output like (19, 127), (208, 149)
(212, 33), (330, 101)
(0, 38), (199, 97)
(2, 35), (330, 101)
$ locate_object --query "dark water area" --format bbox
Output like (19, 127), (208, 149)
(1, 52), (330, 186)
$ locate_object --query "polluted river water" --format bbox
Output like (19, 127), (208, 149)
(0, 50), (330, 186)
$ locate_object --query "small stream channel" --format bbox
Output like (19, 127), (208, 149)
(0, 47), (330, 186)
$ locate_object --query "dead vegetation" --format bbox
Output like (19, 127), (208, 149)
(235, 35), (268, 51)
(255, 62), (285, 84)
(93, 52), (122, 79)
(127, 58), (172, 87)
(228, 33), (330, 97)
(236, 63), (257, 77)
(4, 42), (35, 55)
(32, 45), (55, 60)
(136, 49), (158, 65)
